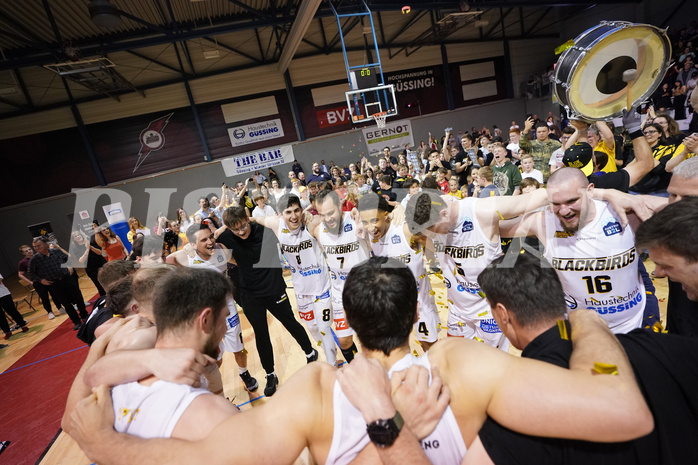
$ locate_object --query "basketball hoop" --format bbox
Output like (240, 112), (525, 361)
(371, 111), (388, 128)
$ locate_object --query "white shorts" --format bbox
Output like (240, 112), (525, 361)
(331, 293), (355, 338)
(219, 298), (243, 355)
(446, 313), (509, 352)
(296, 290), (333, 330)
(414, 309), (441, 343)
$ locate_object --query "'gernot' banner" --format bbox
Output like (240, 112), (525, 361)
(362, 119), (414, 157)
(221, 145), (295, 177)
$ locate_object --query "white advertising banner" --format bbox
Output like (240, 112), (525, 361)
(221, 145), (296, 177)
(228, 118), (285, 147)
(362, 119), (414, 157)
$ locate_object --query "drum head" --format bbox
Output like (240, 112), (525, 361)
(560, 24), (670, 120)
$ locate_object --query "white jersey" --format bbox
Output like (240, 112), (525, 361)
(317, 213), (370, 296)
(186, 246), (229, 273)
(371, 222), (437, 317)
(326, 353), (467, 465)
(112, 380), (209, 439)
(543, 200), (645, 333)
(433, 198), (502, 322)
(186, 246), (241, 349)
(277, 219), (330, 296)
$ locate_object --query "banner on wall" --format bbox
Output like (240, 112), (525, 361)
(228, 119), (285, 147)
(102, 202), (132, 253)
(362, 119), (414, 157)
(221, 144), (295, 177)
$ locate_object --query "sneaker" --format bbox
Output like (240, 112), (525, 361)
(47, 312), (56, 320)
(3, 332), (11, 340)
(264, 373), (278, 397)
(72, 323), (82, 331)
(57, 308), (67, 315)
(0, 344), (8, 349)
(9, 324), (19, 331)
(240, 370), (259, 392)
(306, 348), (319, 363)
(21, 326), (29, 333)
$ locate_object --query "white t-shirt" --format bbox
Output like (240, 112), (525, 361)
(521, 169), (544, 184)
(0, 273), (10, 298)
(252, 205), (276, 217)
(549, 147), (565, 168)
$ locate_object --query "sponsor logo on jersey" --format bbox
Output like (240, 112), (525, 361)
(421, 440), (440, 450)
(457, 282), (482, 294)
(335, 318), (350, 330)
(586, 291), (643, 315)
(555, 230), (574, 238)
(390, 253), (411, 264)
(281, 228), (290, 233)
(217, 255), (224, 263)
(323, 241), (360, 255)
(391, 234), (402, 244)
(565, 293), (578, 309)
(443, 244), (485, 259)
(299, 267), (322, 277)
(344, 223), (353, 232)
(551, 247), (635, 272)
(461, 217), (474, 233)
(226, 313), (240, 328)
(584, 288), (641, 307)
(602, 217), (622, 236)
(280, 240), (313, 254)
(479, 318), (502, 334)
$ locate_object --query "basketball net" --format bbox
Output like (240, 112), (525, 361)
(372, 112), (388, 128)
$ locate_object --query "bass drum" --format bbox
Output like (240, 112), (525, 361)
(554, 21), (671, 121)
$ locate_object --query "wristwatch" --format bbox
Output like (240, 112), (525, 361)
(366, 411), (404, 447)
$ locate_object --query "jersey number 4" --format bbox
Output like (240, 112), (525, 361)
(418, 322), (429, 336)
(582, 275), (612, 294)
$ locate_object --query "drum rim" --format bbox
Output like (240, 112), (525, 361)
(554, 22), (671, 121)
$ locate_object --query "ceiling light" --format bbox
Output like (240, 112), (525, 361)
(89, 0), (122, 28)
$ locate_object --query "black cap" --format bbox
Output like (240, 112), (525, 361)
(562, 142), (593, 176)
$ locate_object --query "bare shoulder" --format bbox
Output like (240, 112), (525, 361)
(172, 393), (240, 441)
(427, 338), (514, 445)
(105, 317), (157, 354)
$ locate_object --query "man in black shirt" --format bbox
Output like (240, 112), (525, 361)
(218, 206), (317, 396)
(472, 250), (698, 465)
(563, 109), (655, 193)
(29, 237), (88, 330)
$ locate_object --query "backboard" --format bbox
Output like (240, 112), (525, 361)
(345, 84), (398, 124)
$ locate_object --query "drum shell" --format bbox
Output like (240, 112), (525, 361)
(554, 21), (671, 121)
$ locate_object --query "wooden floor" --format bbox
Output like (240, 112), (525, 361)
(1, 261), (669, 465)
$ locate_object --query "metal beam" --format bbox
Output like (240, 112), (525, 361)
(60, 77), (106, 186)
(202, 36), (262, 64)
(225, 0), (271, 20)
(301, 37), (325, 52)
(387, 9), (430, 45)
(284, 70), (304, 141)
(164, 0), (196, 76)
(13, 69), (34, 107)
(0, 32), (561, 120)
(254, 28), (265, 61)
(278, 0), (323, 74)
(484, 8), (513, 38)
(0, 96), (27, 109)
(125, 49), (184, 75)
(660, 0), (688, 28)
(525, 7), (554, 35)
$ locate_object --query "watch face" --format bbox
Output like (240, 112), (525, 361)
(367, 412), (403, 447)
